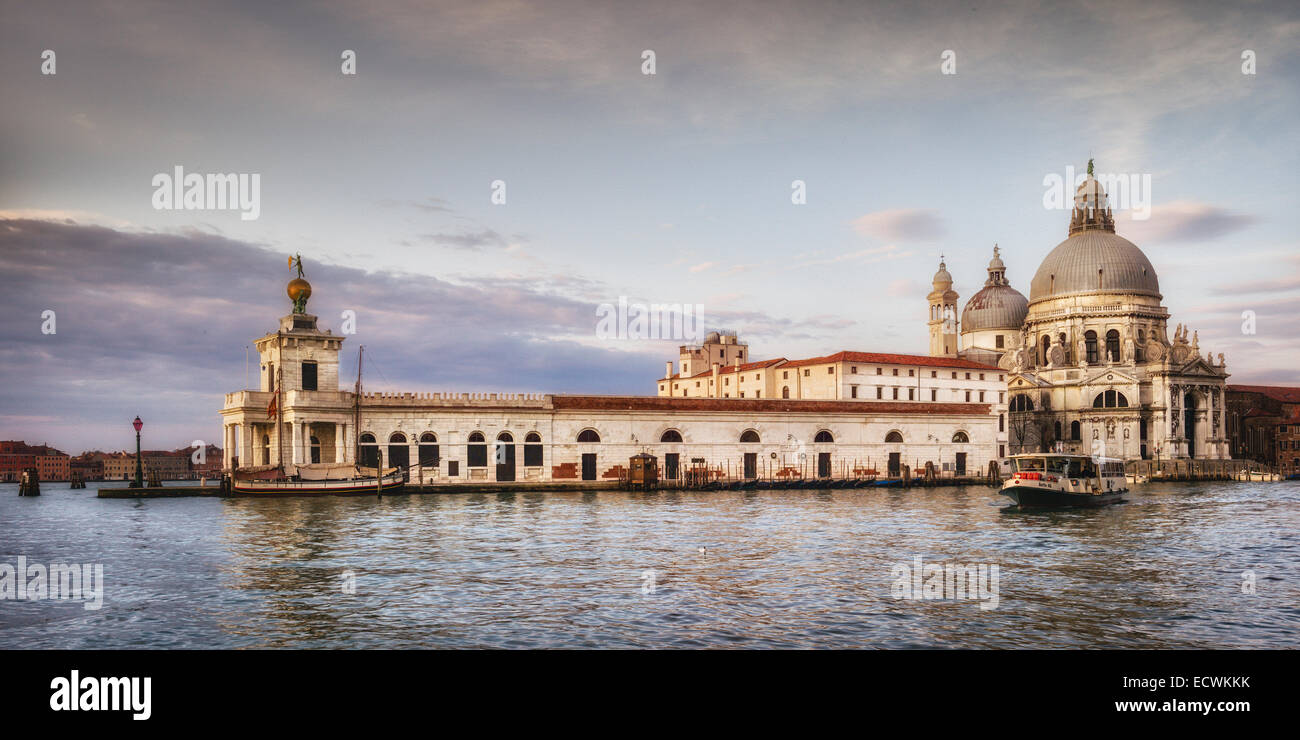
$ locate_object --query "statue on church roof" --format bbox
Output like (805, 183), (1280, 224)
(287, 254), (312, 314)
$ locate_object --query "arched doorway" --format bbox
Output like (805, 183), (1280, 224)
(495, 432), (516, 482)
(1184, 393), (1197, 458)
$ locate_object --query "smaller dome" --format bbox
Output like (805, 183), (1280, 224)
(704, 331), (721, 343)
(962, 284), (1028, 332)
(932, 260), (952, 286)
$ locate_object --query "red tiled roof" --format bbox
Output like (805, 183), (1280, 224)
(554, 395), (990, 415)
(1228, 385), (1300, 404)
(662, 351), (1001, 380)
(663, 358), (786, 380)
(783, 351), (999, 371)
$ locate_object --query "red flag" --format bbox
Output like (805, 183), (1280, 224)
(266, 384), (278, 419)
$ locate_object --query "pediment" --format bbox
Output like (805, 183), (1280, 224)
(1081, 367), (1138, 387)
(1008, 373), (1050, 388)
(1176, 357), (1223, 377)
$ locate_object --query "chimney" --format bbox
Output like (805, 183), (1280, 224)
(665, 361), (673, 379)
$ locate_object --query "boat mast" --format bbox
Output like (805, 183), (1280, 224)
(277, 364), (285, 471)
(354, 345), (363, 466)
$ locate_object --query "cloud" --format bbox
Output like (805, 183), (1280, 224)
(1120, 201), (1258, 243)
(851, 210), (945, 242)
(886, 278), (921, 297)
(0, 218), (661, 453)
(419, 229), (509, 249)
(795, 244), (911, 268)
(377, 197), (456, 213)
(689, 262), (716, 273)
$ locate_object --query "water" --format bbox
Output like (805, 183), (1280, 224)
(1, 480), (1296, 648)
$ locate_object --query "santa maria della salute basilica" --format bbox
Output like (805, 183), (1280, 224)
(220, 163), (1229, 487)
(930, 168), (1229, 461)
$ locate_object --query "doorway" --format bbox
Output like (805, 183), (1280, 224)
(1184, 393), (1197, 458)
(495, 435), (516, 482)
(888, 452), (901, 477)
(581, 453), (597, 481)
(955, 452), (967, 476)
(743, 453), (757, 479)
(664, 453), (679, 482)
(817, 452), (831, 478)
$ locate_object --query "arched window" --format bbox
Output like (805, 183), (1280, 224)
(1010, 394), (1034, 412)
(577, 429), (601, 443)
(885, 431), (904, 443)
(814, 430), (834, 443)
(781, 386), (790, 399)
(524, 432), (543, 467)
(388, 432), (409, 470)
(739, 430), (760, 443)
(359, 433), (378, 468)
(1071, 421), (1081, 441)
(660, 429), (683, 443)
(1106, 329), (1121, 362)
(1092, 391), (1129, 408)
(467, 431), (487, 467)
(1085, 330), (1099, 364)
(419, 432), (439, 467)
(952, 431), (969, 443)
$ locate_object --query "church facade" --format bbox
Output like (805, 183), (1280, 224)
(931, 167), (1230, 460)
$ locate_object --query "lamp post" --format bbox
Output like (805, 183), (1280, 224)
(132, 416), (144, 488)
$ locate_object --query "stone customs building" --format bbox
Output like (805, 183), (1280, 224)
(936, 166), (1230, 460)
(221, 275), (1002, 482)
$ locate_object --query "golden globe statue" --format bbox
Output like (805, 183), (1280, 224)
(287, 253), (311, 313)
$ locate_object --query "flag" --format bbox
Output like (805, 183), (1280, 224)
(266, 385), (278, 419)
(288, 255), (293, 269)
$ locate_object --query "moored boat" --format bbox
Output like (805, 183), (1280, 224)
(1000, 453), (1127, 508)
(231, 468), (405, 496)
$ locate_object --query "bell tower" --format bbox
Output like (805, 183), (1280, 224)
(928, 257), (959, 357)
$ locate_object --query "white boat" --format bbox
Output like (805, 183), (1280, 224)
(1000, 453), (1128, 508)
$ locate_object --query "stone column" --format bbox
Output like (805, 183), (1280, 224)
(336, 422), (347, 465)
(291, 421), (303, 465)
(240, 423), (252, 468)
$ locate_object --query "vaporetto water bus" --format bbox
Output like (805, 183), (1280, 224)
(1000, 453), (1127, 508)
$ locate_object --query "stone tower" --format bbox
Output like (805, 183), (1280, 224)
(927, 258), (959, 357)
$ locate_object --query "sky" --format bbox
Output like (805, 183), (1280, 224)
(1, 0), (1298, 454)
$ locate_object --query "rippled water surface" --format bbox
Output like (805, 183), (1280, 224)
(1, 481), (1297, 648)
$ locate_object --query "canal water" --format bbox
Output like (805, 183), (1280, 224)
(1, 481), (1296, 648)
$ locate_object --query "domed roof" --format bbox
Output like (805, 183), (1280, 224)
(1029, 230), (1160, 302)
(961, 245), (1027, 332)
(932, 260), (952, 286)
(1030, 163), (1160, 303)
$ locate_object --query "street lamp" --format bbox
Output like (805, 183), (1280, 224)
(131, 416), (144, 488)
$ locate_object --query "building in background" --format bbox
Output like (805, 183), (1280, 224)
(0, 441), (70, 482)
(1226, 385), (1300, 466)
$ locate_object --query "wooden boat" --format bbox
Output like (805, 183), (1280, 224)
(1000, 453), (1126, 508)
(232, 468), (404, 496)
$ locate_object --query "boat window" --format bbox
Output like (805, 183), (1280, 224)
(1067, 460), (1083, 477)
(1047, 458), (1070, 474)
(1016, 458), (1044, 472)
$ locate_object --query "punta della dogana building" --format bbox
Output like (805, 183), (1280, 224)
(219, 289), (1003, 485)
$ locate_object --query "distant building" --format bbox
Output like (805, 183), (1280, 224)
(70, 452), (105, 481)
(1225, 385), (1300, 466)
(95, 448), (208, 481)
(0, 441), (70, 482)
